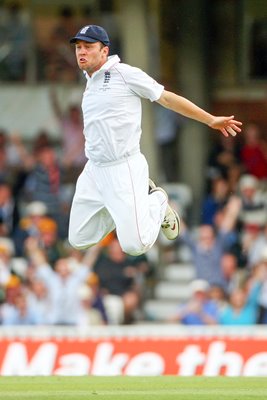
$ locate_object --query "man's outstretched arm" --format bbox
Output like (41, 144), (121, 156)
(157, 90), (242, 137)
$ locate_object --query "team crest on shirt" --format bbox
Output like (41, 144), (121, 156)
(104, 71), (111, 83)
(98, 71), (111, 91)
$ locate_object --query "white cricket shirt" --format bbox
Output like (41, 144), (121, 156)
(82, 55), (164, 165)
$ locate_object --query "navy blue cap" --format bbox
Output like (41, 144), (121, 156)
(70, 25), (110, 46)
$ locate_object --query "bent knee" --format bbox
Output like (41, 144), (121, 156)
(120, 241), (149, 256)
(68, 233), (94, 250)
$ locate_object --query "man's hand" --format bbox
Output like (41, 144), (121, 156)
(209, 115), (242, 137)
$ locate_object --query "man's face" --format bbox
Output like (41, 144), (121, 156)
(75, 40), (109, 75)
(198, 225), (215, 250)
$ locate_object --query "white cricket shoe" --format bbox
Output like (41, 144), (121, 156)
(161, 205), (180, 240)
(149, 182), (181, 240)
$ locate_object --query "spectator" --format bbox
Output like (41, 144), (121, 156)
(1, 290), (40, 325)
(0, 238), (16, 288)
(240, 224), (265, 269)
(93, 237), (144, 323)
(219, 287), (259, 325)
(188, 224), (226, 285)
(220, 252), (246, 295)
(207, 135), (242, 181)
(0, 1), (30, 81)
(0, 140), (10, 184)
(240, 122), (267, 180)
(32, 130), (53, 154)
(25, 237), (92, 325)
(37, 5), (79, 81)
(65, 239), (107, 316)
(170, 279), (219, 325)
(178, 197), (240, 286)
(22, 144), (63, 223)
(208, 284), (228, 313)
(0, 181), (20, 237)
(34, 217), (66, 268)
(224, 174), (267, 266)
(0, 131), (33, 237)
(201, 176), (230, 226)
(17, 212), (66, 268)
(50, 87), (86, 178)
(0, 274), (21, 323)
(235, 174), (267, 230)
(246, 226), (267, 268)
(77, 272), (108, 325)
(13, 200), (48, 256)
(0, 130), (33, 170)
(219, 263), (264, 325)
(26, 278), (54, 325)
(0, 131), (37, 209)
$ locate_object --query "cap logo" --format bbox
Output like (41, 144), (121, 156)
(80, 25), (90, 34)
(70, 25), (110, 46)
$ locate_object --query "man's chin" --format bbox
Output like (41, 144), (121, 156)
(78, 64), (87, 70)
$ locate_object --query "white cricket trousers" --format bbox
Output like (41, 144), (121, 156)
(68, 152), (168, 256)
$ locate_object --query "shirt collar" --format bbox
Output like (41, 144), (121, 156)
(101, 54), (120, 71)
(87, 55), (120, 79)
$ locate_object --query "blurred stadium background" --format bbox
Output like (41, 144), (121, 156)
(1, 0), (267, 377)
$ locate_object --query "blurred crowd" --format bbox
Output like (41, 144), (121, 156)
(0, 1), (121, 82)
(0, 121), (153, 326)
(0, 1), (148, 327)
(1, 108), (267, 327)
(167, 121), (267, 326)
(1, 2), (267, 327)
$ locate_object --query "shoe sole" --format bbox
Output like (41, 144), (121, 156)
(150, 186), (181, 240)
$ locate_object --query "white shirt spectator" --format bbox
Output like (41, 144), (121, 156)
(35, 258), (91, 325)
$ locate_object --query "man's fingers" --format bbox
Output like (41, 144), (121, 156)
(221, 128), (229, 137)
(230, 120), (242, 126)
(230, 124), (242, 132)
(224, 118), (242, 127)
(226, 126), (237, 136)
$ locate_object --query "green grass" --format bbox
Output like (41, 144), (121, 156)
(0, 376), (267, 400)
